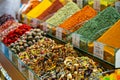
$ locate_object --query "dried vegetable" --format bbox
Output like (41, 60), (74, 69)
(0, 14), (14, 26)
(22, 0), (41, 14)
(9, 29), (45, 54)
(19, 37), (78, 76)
(0, 20), (15, 33)
(76, 6), (120, 42)
(37, 0), (63, 21)
(3, 24), (31, 46)
(46, 1), (80, 26)
(0, 22), (22, 40)
(59, 5), (97, 32)
(26, 0), (52, 18)
(18, 38), (104, 79)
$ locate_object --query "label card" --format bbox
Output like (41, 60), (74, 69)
(18, 59), (25, 72)
(29, 70), (34, 80)
(9, 50), (12, 61)
(42, 22), (48, 32)
(72, 33), (80, 48)
(77, 0), (83, 8)
(93, 41), (104, 59)
(56, 27), (63, 40)
(23, 15), (28, 24)
(115, 1), (120, 13)
(115, 49), (120, 68)
(30, 18), (40, 28)
(93, 0), (100, 12)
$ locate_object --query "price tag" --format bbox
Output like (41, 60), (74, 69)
(72, 33), (80, 47)
(29, 70), (34, 80)
(115, 49), (120, 68)
(30, 18), (40, 28)
(56, 27), (63, 40)
(9, 50), (12, 61)
(115, 1), (120, 13)
(77, 0), (83, 8)
(18, 59), (25, 72)
(93, 41), (104, 59)
(42, 22), (48, 32)
(93, 0), (100, 12)
(23, 15), (28, 24)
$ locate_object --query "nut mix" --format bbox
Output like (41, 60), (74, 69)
(9, 29), (45, 54)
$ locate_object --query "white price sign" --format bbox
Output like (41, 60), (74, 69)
(9, 50), (12, 61)
(72, 33), (80, 48)
(93, 0), (100, 12)
(29, 70), (34, 80)
(42, 22), (48, 32)
(93, 41), (104, 59)
(115, 1), (120, 13)
(56, 27), (63, 40)
(23, 15), (28, 24)
(77, 0), (83, 8)
(115, 49), (120, 68)
(30, 18), (40, 28)
(18, 59), (25, 72)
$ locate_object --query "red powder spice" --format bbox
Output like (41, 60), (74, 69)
(59, 5), (97, 32)
(37, 0), (63, 21)
(3, 24), (31, 46)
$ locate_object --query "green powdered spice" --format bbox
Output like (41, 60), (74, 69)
(46, 1), (80, 26)
(76, 6), (120, 42)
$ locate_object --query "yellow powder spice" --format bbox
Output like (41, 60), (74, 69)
(98, 20), (120, 48)
(26, 0), (52, 18)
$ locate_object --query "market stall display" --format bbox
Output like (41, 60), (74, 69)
(0, 0), (120, 80)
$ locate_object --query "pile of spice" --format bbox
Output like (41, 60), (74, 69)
(98, 20), (120, 48)
(37, 0), (63, 21)
(76, 6), (120, 42)
(59, 5), (97, 32)
(22, 0), (41, 14)
(46, 1), (80, 26)
(3, 24), (31, 46)
(26, 0), (52, 18)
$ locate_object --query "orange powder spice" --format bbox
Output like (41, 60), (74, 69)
(98, 20), (120, 48)
(59, 5), (97, 32)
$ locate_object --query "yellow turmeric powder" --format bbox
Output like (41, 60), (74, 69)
(26, 0), (52, 18)
(98, 20), (120, 48)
